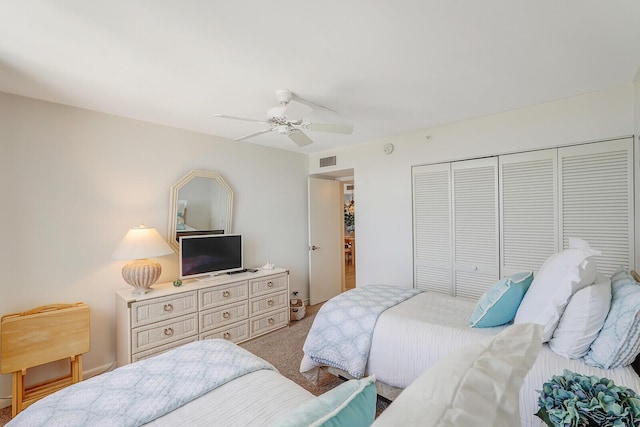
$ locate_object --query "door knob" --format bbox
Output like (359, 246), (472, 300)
(310, 245), (319, 251)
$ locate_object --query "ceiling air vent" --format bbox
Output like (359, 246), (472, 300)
(346, 185), (354, 191)
(319, 156), (337, 168)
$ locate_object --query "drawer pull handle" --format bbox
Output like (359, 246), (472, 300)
(266, 281), (274, 288)
(223, 311), (231, 319)
(222, 290), (230, 298)
(223, 332), (231, 340)
(163, 304), (173, 312)
(164, 327), (174, 336)
(268, 317), (274, 325)
(267, 299), (274, 306)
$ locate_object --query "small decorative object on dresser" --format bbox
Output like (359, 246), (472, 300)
(116, 268), (290, 366)
(112, 225), (175, 294)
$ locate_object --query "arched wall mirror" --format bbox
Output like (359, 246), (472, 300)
(168, 169), (234, 251)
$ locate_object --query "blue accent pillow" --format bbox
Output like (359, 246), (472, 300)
(469, 272), (534, 328)
(583, 269), (640, 368)
(272, 376), (376, 427)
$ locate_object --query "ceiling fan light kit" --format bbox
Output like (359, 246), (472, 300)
(277, 125), (290, 135)
(213, 89), (353, 147)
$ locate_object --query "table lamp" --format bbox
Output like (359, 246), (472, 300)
(112, 225), (174, 294)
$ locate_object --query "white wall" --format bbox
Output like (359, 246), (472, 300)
(636, 68), (640, 137)
(0, 92), (309, 403)
(309, 84), (637, 289)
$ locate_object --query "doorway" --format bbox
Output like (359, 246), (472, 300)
(342, 178), (356, 291)
(308, 169), (356, 304)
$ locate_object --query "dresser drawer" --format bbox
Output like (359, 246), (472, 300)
(250, 308), (288, 337)
(199, 281), (248, 310)
(249, 273), (288, 297)
(132, 336), (198, 362)
(200, 320), (250, 343)
(199, 301), (248, 333)
(132, 313), (198, 354)
(249, 290), (288, 316)
(131, 292), (197, 328)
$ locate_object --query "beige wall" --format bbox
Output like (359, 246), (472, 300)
(0, 92), (309, 404)
(309, 84), (638, 289)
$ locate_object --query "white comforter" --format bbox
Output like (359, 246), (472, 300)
(365, 292), (640, 427)
(145, 369), (314, 426)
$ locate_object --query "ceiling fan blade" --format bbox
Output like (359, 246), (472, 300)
(213, 114), (266, 124)
(234, 128), (273, 141)
(290, 93), (338, 114)
(283, 100), (313, 120)
(303, 122), (354, 134)
(288, 129), (314, 147)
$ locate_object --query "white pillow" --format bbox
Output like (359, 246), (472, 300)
(584, 269), (640, 368)
(514, 238), (599, 342)
(548, 273), (611, 359)
(371, 323), (542, 427)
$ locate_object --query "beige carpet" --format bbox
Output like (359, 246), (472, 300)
(0, 405), (8, 425)
(240, 303), (346, 394)
(0, 303), (388, 425)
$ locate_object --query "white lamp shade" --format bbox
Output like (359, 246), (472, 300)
(112, 225), (174, 260)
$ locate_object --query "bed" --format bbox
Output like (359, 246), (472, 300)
(7, 339), (377, 427)
(300, 266), (640, 427)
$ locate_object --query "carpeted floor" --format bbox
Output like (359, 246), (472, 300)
(0, 405), (8, 425)
(0, 303), (388, 425)
(240, 303), (346, 394)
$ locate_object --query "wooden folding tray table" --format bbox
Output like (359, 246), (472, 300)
(1, 303), (90, 417)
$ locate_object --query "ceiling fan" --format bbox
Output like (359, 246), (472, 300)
(213, 89), (353, 147)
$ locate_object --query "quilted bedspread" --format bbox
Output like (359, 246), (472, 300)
(302, 284), (421, 379)
(8, 339), (275, 427)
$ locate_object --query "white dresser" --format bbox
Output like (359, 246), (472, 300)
(115, 268), (289, 367)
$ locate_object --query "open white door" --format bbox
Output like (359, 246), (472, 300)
(308, 177), (342, 305)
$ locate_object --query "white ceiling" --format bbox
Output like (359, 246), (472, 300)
(2, 1), (640, 153)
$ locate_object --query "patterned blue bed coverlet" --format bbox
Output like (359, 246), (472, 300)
(303, 285), (421, 378)
(8, 339), (275, 427)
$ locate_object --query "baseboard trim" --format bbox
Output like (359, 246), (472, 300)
(0, 397), (11, 410)
(85, 361), (116, 379)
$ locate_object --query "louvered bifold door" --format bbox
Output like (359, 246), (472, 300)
(451, 158), (499, 299)
(412, 163), (453, 294)
(499, 149), (558, 276)
(558, 138), (634, 276)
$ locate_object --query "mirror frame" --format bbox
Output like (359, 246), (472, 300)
(168, 169), (234, 251)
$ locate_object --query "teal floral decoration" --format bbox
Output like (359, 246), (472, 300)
(536, 369), (640, 427)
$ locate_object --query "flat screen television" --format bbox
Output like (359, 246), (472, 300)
(179, 234), (243, 279)
(176, 229), (224, 242)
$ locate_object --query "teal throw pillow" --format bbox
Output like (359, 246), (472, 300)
(272, 376), (376, 427)
(470, 271), (534, 328)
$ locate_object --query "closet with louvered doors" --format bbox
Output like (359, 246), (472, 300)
(451, 158), (500, 299)
(413, 158), (499, 299)
(413, 137), (635, 298)
(558, 139), (634, 276)
(413, 162), (452, 295)
(499, 149), (558, 277)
